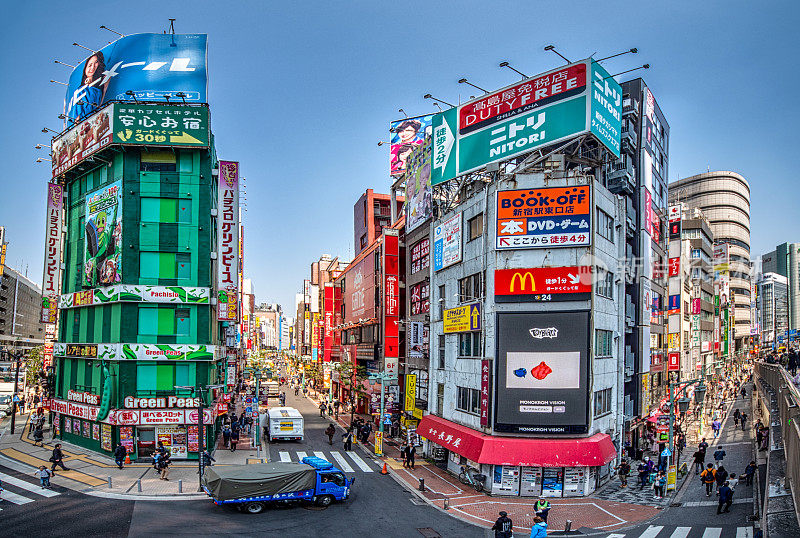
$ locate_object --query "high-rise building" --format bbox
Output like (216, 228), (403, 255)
(757, 273), (789, 347)
(0, 265), (45, 353)
(353, 189), (404, 256)
(760, 242), (800, 335)
(669, 172), (752, 352)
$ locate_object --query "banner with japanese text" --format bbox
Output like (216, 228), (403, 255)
(41, 183), (63, 323)
(383, 230), (399, 378)
(217, 161), (240, 321)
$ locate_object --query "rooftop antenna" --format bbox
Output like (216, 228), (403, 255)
(499, 61), (527, 79)
(596, 48), (638, 62)
(605, 64), (650, 79)
(458, 78), (489, 94)
(99, 25), (125, 37)
(544, 45), (571, 64)
(423, 93), (455, 108)
(398, 108), (408, 118)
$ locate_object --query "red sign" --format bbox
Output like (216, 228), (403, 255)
(323, 284), (334, 363)
(459, 63), (586, 134)
(480, 359), (491, 427)
(341, 245), (376, 323)
(668, 352), (680, 371)
(383, 232), (399, 371)
(494, 266), (592, 301)
(692, 298), (701, 315)
(668, 257), (680, 277)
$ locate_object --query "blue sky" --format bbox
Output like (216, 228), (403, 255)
(1, 1), (797, 313)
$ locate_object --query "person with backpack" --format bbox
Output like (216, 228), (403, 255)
(114, 444), (127, 469)
(325, 424), (336, 445)
(342, 428), (354, 451)
(491, 510), (513, 538)
(715, 465), (729, 493)
(529, 516), (548, 538)
(616, 460), (631, 487)
(713, 446), (727, 467)
(701, 464), (717, 496)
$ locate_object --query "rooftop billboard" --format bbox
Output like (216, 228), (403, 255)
(390, 115), (433, 177)
(431, 59), (621, 184)
(64, 33), (208, 120)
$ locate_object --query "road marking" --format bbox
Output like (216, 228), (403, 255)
(278, 451), (291, 462)
(313, 451), (330, 462)
(700, 529), (722, 538)
(347, 451), (373, 472)
(669, 528), (691, 538)
(0, 472), (60, 497)
(638, 526), (664, 538)
(735, 528), (753, 538)
(606, 534), (625, 538)
(682, 497), (753, 507)
(0, 448), (105, 487)
(329, 451), (354, 473)
(296, 451), (308, 461)
(0, 489), (34, 505)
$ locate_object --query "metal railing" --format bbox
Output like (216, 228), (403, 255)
(755, 361), (800, 527)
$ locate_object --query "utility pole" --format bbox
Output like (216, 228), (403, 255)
(10, 352), (22, 434)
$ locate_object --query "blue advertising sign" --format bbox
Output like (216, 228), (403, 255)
(65, 33), (208, 120)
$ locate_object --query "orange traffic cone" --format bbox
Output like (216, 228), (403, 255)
(381, 462), (389, 475)
(125, 455), (131, 464)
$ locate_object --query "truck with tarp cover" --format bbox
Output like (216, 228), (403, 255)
(201, 457), (354, 513)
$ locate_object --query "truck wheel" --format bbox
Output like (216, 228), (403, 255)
(244, 502), (265, 514)
(315, 495), (334, 507)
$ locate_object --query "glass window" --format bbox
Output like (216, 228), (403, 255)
(593, 388), (612, 417)
(141, 150), (177, 172)
(458, 332), (481, 358)
(595, 329), (613, 357)
(175, 308), (190, 336)
(595, 269), (614, 299)
(436, 383), (444, 414)
(596, 208), (614, 243)
(438, 335), (446, 369)
(458, 273), (483, 302)
(468, 214), (484, 241)
(456, 386), (480, 415)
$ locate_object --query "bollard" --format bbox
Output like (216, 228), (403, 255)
(137, 479), (142, 492)
(107, 476), (112, 489)
(565, 520), (572, 533)
(178, 479), (183, 493)
(443, 497), (449, 510)
(419, 478), (425, 492)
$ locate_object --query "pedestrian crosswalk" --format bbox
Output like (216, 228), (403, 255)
(0, 470), (60, 508)
(275, 449), (376, 472)
(606, 525), (754, 538)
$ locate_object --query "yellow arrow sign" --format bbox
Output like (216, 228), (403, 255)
(170, 132), (203, 144)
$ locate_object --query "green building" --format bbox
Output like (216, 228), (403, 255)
(51, 105), (226, 460)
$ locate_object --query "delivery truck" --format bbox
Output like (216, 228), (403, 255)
(202, 457), (354, 513)
(266, 407), (304, 442)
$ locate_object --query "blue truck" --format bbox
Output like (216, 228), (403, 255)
(202, 456), (355, 514)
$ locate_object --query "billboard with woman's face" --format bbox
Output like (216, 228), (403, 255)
(390, 115), (433, 177)
(64, 33), (208, 120)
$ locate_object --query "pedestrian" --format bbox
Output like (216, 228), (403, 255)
(407, 444), (416, 469)
(654, 471), (666, 499)
(32, 424), (44, 447)
(114, 444), (127, 469)
(728, 473), (739, 491)
(741, 386), (747, 398)
(616, 459), (630, 487)
(717, 482), (734, 514)
(529, 516), (548, 538)
(715, 465), (728, 492)
(303, 387), (308, 397)
(319, 401), (327, 417)
(733, 409), (741, 426)
(230, 429), (239, 452)
(222, 423), (231, 448)
(744, 460), (756, 486)
(637, 460), (649, 490)
(361, 422), (372, 444)
(202, 450), (215, 468)
(534, 497), (551, 522)
(49, 444), (69, 472)
(325, 424), (336, 445)
(712, 418), (722, 438)
(713, 446), (726, 467)
(759, 426), (770, 451)
(294, 385), (300, 396)
(692, 448), (706, 475)
(698, 438), (709, 457)
(741, 411), (748, 431)
(34, 466), (53, 489)
(701, 464), (717, 496)
(400, 443), (408, 467)
(279, 392), (286, 407)
(491, 510), (513, 538)
(328, 403), (334, 416)
(342, 428), (354, 451)
(158, 455), (171, 480)
(756, 424), (764, 447)
(334, 399), (340, 419)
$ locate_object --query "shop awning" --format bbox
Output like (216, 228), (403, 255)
(417, 415), (617, 468)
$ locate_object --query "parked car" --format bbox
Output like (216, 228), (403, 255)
(0, 395), (14, 417)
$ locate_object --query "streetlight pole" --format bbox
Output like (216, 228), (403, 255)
(10, 352), (22, 434)
(176, 383), (223, 492)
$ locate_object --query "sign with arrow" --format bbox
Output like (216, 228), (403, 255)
(113, 103), (209, 147)
(494, 267), (593, 302)
(443, 302), (481, 333)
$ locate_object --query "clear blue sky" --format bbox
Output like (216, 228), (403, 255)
(1, 1), (797, 312)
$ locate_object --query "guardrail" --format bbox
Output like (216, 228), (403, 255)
(754, 361), (800, 529)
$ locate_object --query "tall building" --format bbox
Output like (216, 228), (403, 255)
(0, 265), (45, 353)
(761, 242), (800, 335)
(353, 189), (404, 256)
(49, 33), (226, 460)
(669, 172), (752, 352)
(757, 273), (788, 347)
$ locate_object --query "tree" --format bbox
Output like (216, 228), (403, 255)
(337, 360), (369, 403)
(24, 345), (44, 387)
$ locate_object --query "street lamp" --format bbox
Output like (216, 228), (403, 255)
(667, 367), (706, 466)
(175, 383), (224, 491)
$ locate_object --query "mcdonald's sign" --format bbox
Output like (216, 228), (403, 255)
(494, 267), (592, 302)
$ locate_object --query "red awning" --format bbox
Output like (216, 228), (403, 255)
(418, 415), (617, 468)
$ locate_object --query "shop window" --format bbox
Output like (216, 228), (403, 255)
(456, 386), (480, 415)
(468, 213), (483, 241)
(458, 332), (481, 358)
(595, 329), (613, 357)
(593, 388), (612, 418)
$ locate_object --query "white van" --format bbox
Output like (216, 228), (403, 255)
(266, 407), (304, 442)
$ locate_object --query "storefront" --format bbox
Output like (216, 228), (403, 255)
(418, 415), (617, 498)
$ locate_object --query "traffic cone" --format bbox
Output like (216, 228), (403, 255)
(381, 462), (389, 475)
(125, 455), (131, 464)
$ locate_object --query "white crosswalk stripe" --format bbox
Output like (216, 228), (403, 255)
(669, 528), (691, 538)
(313, 451), (329, 462)
(278, 451), (291, 462)
(735, 528), (753, 538)
(346, 451), (374, 472)
(0, 489), (34, 505)
(639, 526), (664, 538)
(604, 527), (754, 538)
(0, 471), (60, 498)
(701, 529), (722, 538)
(296, 451), (308, 461)
(329, 451), (355, 473)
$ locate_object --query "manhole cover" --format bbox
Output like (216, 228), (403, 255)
(417, 529), (441, 538)
(670, 502), (682, 507)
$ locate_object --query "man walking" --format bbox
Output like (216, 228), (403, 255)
(406, 443), (416, 469)
(114, 443), (127, 469)
(230, 429), (239, 452)
(325, 424), (336, 445)
(740, 411), (748, 431)
(333, 399), (340, 419)
(342, 428), (354, 451)
(713, 446), (726, 467)
(50, 444), (69, 472)
(617, 459), (631, 487)
(712, 418), (722, 439)
(733, 408), (741, 427)
(491, 510), (513, 538)
(744, 460), (756, 486)
(701, 464), (716, 496)
(717, 481), (734, 514)
(637, 460), (649, 490)
(319, 401), (327, 417)
(693, 448), (706, 475)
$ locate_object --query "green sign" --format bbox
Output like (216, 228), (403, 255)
(431, 59), (621, 185)
(113, 104), (209, 147)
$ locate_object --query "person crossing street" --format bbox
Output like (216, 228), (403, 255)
(491, 511), (513, 538)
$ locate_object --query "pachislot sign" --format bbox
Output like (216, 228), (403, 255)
(217, 161), (240, 321)
(41, 183), (63, 323)
(494, 267), (593, 302)
(496, 186), (591, 250)
(431, 59), (621, 184)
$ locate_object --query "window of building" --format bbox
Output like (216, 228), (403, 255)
(595, 329), (613, 357)
(458, 332), (481, 358)
(593, 388), (612, 418)
(141, 198), (192, 223)
(595, 268), (614, 299)
(468, 214), (483, 241)
(596, 208), (614, 243)
(140, 151), (177, 172)
(438, 285), (445, 318)
(410, 238), (430, 274)
(140, 252), (191, 280)
(138, 306), (190, 337)
(360, 234), (367, 249)
(438, 335), (445, 369)
(436, 383), (444, 415)
(456, 386), (480, 415)
(458, 272), (483, 302)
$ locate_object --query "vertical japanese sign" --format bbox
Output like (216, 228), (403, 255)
(41, 183), (63, 324)
(323, 284), (334, 363)
(405, 374), (417, 413)
(480, 359), (491, 427)
(311, 313), (320, 361)
(667, 352), (680, 372)
(383, 230), (399, 378)
(217, 161), (240, 321)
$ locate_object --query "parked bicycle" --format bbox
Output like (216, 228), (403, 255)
(458, 465), (486, 492)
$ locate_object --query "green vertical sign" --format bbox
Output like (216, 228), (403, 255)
(589, 60), (622, 157)
(113, 103), (210, 147)
(431, 108), (457, 185)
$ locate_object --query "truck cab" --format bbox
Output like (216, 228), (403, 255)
(304, 457), (353, 506)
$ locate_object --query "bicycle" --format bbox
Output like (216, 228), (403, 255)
(458, 465), (486, 492)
